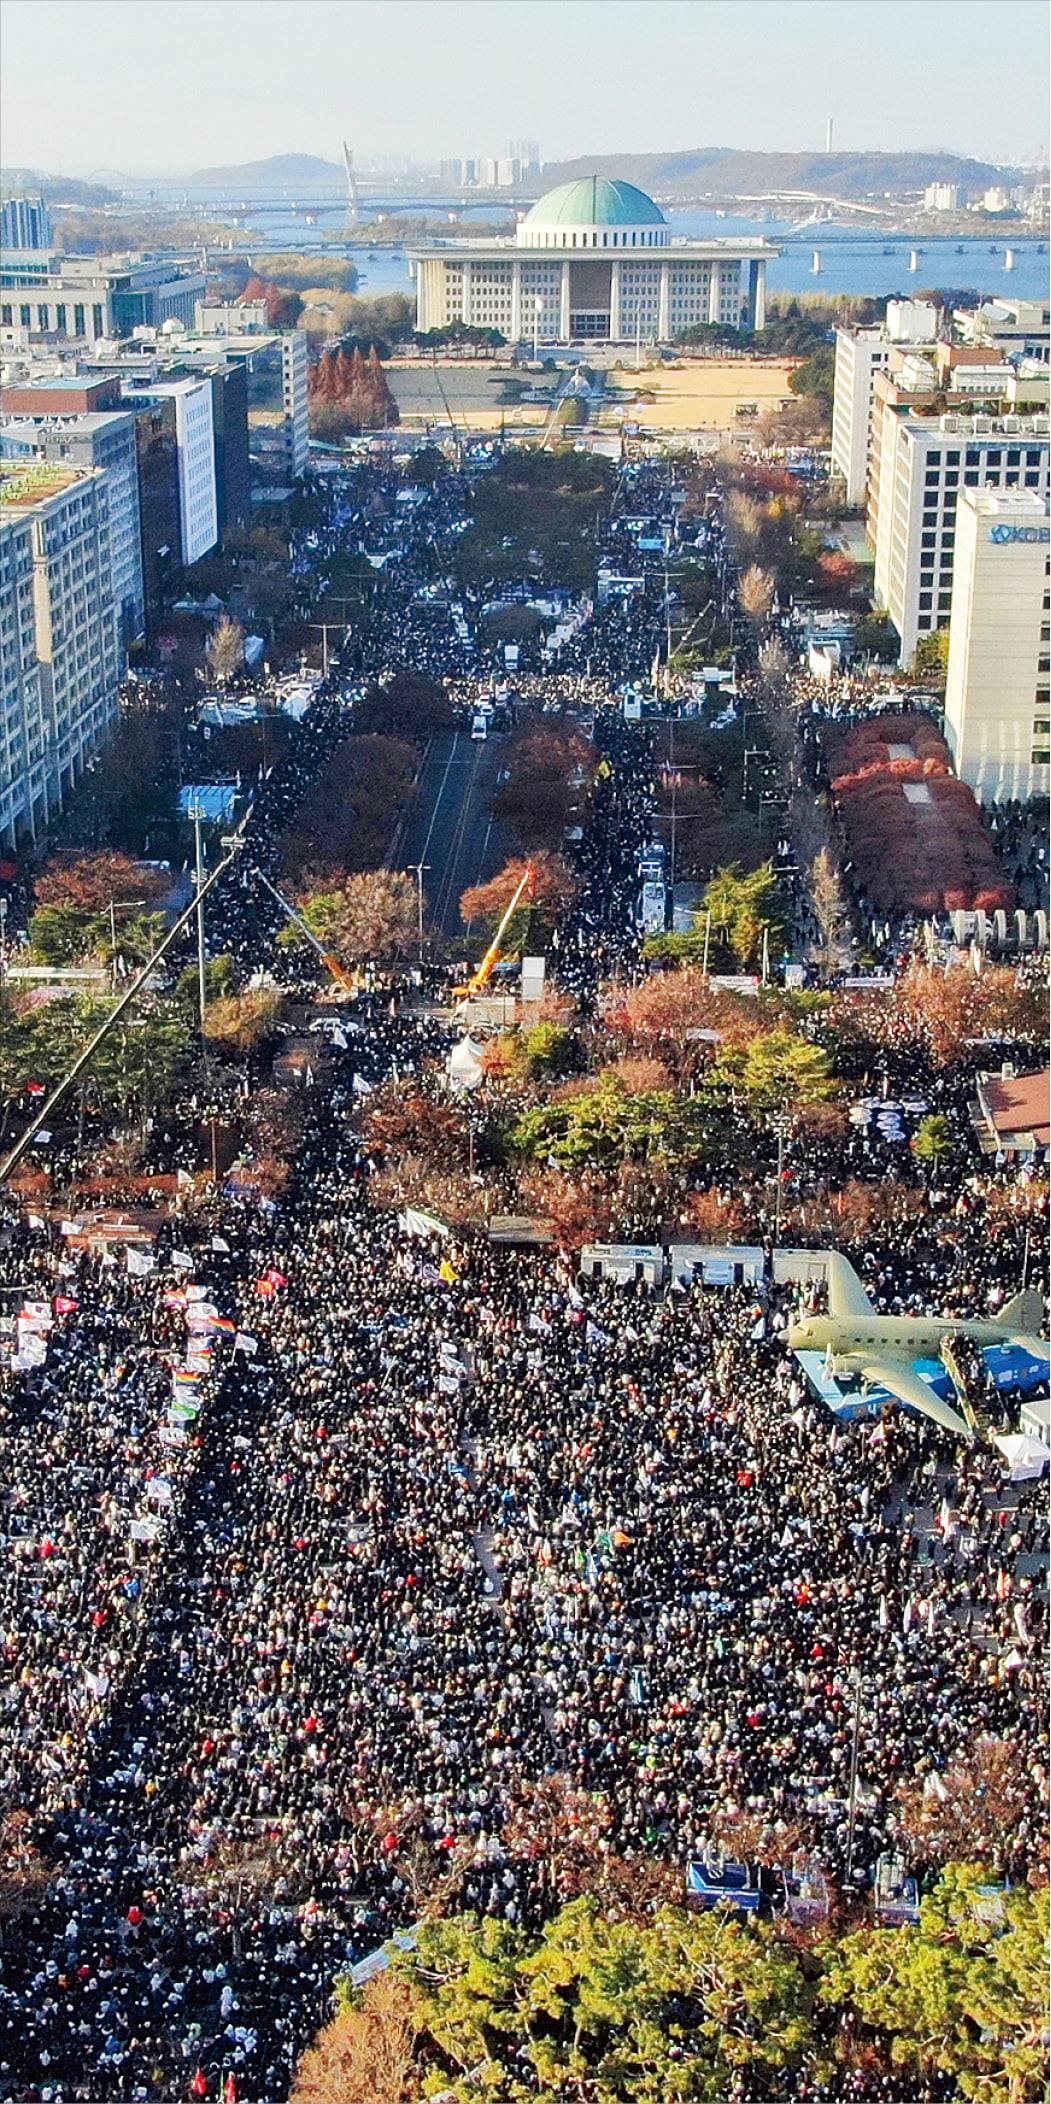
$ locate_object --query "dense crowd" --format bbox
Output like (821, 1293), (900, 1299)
(0, 453), (1045, 2103)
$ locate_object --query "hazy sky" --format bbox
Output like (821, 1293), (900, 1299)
(2, 0), (1046, 175)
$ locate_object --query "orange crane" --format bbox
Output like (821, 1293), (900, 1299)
(255, 870), (358, 996)
(454, 867), (532, 1007)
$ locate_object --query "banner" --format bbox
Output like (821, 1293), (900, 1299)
(398, 1207), (449, 1241)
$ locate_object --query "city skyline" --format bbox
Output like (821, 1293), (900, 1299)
(1, 0), (1047, 177)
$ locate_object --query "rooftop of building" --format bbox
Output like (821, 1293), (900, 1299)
(0, 459), (87, 507)
(523, 177), (666, 228)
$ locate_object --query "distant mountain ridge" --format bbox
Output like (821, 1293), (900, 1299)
(187, 153), (345, 189)
(538, 149), (1032, 201)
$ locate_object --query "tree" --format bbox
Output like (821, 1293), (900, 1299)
(910, 1112), (955, 1166)
(203, 988), (282, 1053)
(738, 564), (775, 625)
(291, 1973), (420, 2104)
(894, 1736), (1039, 1876)
(510, 1072), (710, 1171)
(711, 1028), (835, 1112)
(34, 852), (169, 913)
(460, 853), (580, 949)
(820, 1865), (1049, 2104)
(206, 616), (245, 687)
(910, 626), (951, 683)
(283, 871), (419, 966)
(810, 847), (852, 966)
(0, 1811), (56, 1924)
(787, 344), (835, 417)
(700, 863), (785, 968)
(353, 672), (454, 744)
(397, 1895), (814, 2102)
(279, 736), (418, 881)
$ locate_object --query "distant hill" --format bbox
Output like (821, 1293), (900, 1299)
(0, 167), (119, 206)
(187, 153), (344, 190)
(538, 149), (1029, 201)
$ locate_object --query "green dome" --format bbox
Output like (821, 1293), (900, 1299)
(524, 177), (666, 228)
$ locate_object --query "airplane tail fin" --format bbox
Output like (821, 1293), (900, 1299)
(999, 1288), (1045, 1333)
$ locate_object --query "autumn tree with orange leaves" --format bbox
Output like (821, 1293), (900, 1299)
(459, 852), (579, 947)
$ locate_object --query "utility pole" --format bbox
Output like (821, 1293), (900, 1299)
(844, 1674), (863, 1886)
(769, 1110), (793, 1246)
(412, 862), (430, 958)
(193, 807), (208, 1033)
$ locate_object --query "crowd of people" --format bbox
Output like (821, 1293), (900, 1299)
(0, 451), (1045, 2103)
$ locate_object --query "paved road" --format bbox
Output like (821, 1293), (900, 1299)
(394, 730), (514, 941)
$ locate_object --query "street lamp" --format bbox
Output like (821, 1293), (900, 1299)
(768, 1110), (793, 1247)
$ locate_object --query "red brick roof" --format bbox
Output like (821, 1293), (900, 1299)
(982, 1069), (1050, 1148)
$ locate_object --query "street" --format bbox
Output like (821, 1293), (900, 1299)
(393, 727), (515, 940)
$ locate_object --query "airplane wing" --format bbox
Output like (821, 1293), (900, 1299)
(826, 1251), (878, 1322)
(998, 1288), (1046, 1335)
(855, 1357), (974, 1442)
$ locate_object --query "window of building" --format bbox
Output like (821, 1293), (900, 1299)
(1035, 717), (1051, 736)
(917, 614), (931, 630)
(985, 450), (1002, 465)
(946, 450), (960, 465)
(1025, 472), (1042, 487)
(918, 592), (933, 609)
(964, 470), (979, 485)
(1007, 450), (1020, 466)
(1032, 748), (1050, 765)
(921, 532), (936, 548)
(19, 305), (30, 327)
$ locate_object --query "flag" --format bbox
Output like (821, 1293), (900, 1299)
(53, 1296), (78, 1315)
(399, 1207), (449, 1240)
(528, 1311), (552, 1336)
(211, 1234), (230, 1252)
(439, 1258), (459, 1285)
(27, 1213), (46, 1231)
(127, 1247), (155, 1276)
(437, 1372), (460, 1395)
(171, 1249), (194, 1271)
(585, 1321), (611, 1349)
(352, 1073), (374, 1096)
(233, 1331), (258, 1356)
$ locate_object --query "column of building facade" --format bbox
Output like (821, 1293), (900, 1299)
(510, 263), (522, 344)
(707, 265), (721, 325)
(657, 262), (671, 343)
(753, 261), (766, 331)
(609, 259), (622, 342)
(463, 261), (474, 327)
(559, 262), (571, 342)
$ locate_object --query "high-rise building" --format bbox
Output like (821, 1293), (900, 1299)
(0, 461), (121, 842)
(869, 409), (1049, 664)
(1, 196), (52, 250)
(0, 408), (145, 641)
(923, 184), (961, 212)
(121, 376), (218, 565)
(943, 487), (1050, 802)
(132, 397), (182, 634)
(831, 302), (939, 507)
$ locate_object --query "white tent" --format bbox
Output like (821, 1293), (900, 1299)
(994, 1432), (1050, 1482)
(447, 1037), (485, 1093)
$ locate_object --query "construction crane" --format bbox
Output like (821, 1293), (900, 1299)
(454, 868), (532, 1007)
(255, 870), (358, 996)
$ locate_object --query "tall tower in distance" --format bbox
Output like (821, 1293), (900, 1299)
(342, 142), (359, 234)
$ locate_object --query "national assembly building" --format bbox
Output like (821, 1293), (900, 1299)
(409, 175), (779, 347)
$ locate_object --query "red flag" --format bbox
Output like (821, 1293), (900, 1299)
(223, 2078), (238, 2104)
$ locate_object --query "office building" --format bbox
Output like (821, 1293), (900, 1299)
(954, 297), (1051, 363)
(411, 175), (777, 343)
(132, 395), (182, 633)
(0, 254), (207, 342)
(923, 184), (961, 213)
(943, 488), (1050, 803)
(831, 301), (938, 506)
(190, 314), (310, 480)
(1, 196), (52, 251)
(0, 461), (121, 842)
(0, 406), (144, 640)
(121, 376), (217, 565)
(869, 408), (1049, 663)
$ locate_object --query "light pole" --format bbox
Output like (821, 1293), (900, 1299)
(769, 1110), (793, 1247)
(191, 806), (208, 1034)
(844, 1673), (864, 1887)
(412, 861), (429, 959)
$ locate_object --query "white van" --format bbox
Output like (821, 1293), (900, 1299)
(471, 712), (489, 741)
